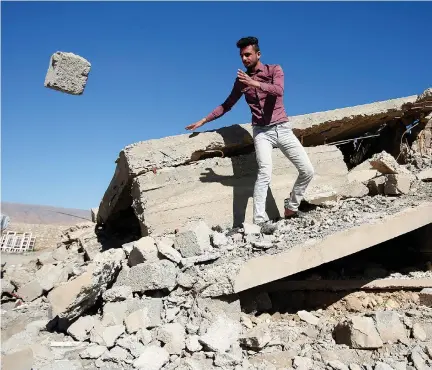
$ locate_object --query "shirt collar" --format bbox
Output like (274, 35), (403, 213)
(248, 61), (264, 75)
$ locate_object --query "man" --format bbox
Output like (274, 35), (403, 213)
(186, 36), (314, 225)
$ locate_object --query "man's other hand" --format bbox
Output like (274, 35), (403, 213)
(237, 69), (259, 88)
(185, 119), (206, 131)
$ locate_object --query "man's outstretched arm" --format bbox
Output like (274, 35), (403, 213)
(185, 80), (243, 131)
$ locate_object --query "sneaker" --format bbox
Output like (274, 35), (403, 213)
(284, 208), (305, 219)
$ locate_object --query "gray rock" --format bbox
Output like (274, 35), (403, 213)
(157, 323), (186, 355)
(122, 260), (177, 292)
(1, 279), (15, 295)
(47, 248), (124, 321)
(136, 328), (152, 345)
(67, 316), (96, 341)
(328, 360), (349, 370)
(16, 280), (43, 302)
(102, 286), (133, 302)
(186, 335), (203, 352)
(125, 309), (151, 334)
(212, 232), (228, 247)
(133, 345), (169, 369)
(334, 316), (383, 349)
(44, 51), (91, 95)
(239, 325), (271, 350)
(107, 345), (133, 363)
(102, 301), (129, 326)
(339, 181), (369, 199)
(374, 362), (395, 370)
(384, 174), (413, 195)
(298, 310), (319, 326)
(117, 335), (146, 358)
(214, 352), (242, 367)
(410, 349), (428, 370)
(79, 344), (108, 359)
(181, 252), (221, 267)
(374, 311), (408, 344)
(39, 359), (84, 370)
(412, 323), (427, 341)
(199, 315), (241, 353)
(349, 365), (362, 370)
(102, 325), (125, 348)
(156, 237), (182, 264)
(174, 221), (212, 258)
(36, 264), (70, 292)
(293, 356), (314, 369)
(128, 236), (159, 266)
(243, 223), (261, 236)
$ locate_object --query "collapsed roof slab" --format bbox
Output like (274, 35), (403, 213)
(234, 202), (432, 293)
(131, 145), (348, 235)
(97, 88), (431, 226)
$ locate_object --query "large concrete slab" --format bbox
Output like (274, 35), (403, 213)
(97, 88), (431, 228)
(131, 145), (348, 234)
(234, 202), (432, 293)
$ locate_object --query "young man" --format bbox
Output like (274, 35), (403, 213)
(186, 36), (314, 225)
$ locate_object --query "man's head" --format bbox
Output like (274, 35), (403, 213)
(236, 36), (261, 70)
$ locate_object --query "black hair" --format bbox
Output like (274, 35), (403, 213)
(236, 36), (260, 52)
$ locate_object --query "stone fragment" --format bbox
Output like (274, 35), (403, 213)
(410, 349), (428, 370)
(137, 328), (153, 345)
(117, 335), (146, 358)
(128, 236), (159, 266)
(214, 351), (242, 367)
(334, 316), (383, 349)
(52, 245), (69, 261)
(384, 174), (413, 195)
(412, 323), (427, 341)
(17, 280), (43, 302)
(304, 184), (338, 205)
(243, 223), (261, 236)
(102, 286), (133, 302)
(328, 360), (349, 370)
(125, 309), (151, 334)
(349, 364), (362, 370)
(373, 311), (408, 344)
(102, 325), (125, 348)
(181, 252), (221, 267)
(122, 259), (177, 292)
(348, 160), (380, 184)
(339, 181), (369, 199)
(36, 264), (69, 292)
(177, 266), (198, 288)
(298, 310), (320, 326)
(1, 278), (15, 295)
(39, 359), (84, 370)
(239, 325), (271, 350)
(293, 356), (314, 369)
(174, 221), (212, 258)
(417, 168), (432, 182)
(186, 335), (203, 352)
(369, 151), (409, 175)
(1, 346), (34, 370)
(44, 51), (91, 95)
(374, 363), (395, 370)
(101, 301), (129, 326)
(419, 288), (432, 307)
(47, 248), (124, 321)
(79, 344), (108, 359)
(157, 323), (186, 355)
(133, 345), (169, 369)
(199, 315), (241, 353)
(156, 237), (182, 264)
(67, 316), (95, 341)
(212, 232), (228, 247)
(345, 296), (363, 312)
(107, 345), (133, 363)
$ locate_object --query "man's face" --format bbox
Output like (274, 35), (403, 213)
(240, 45), (260, 69)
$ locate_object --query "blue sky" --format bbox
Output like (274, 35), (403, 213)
(2, 1), (431, 210)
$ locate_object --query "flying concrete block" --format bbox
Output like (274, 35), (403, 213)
(44, 51), (91, 95)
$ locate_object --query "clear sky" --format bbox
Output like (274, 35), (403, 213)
(2, 1), (431, 210)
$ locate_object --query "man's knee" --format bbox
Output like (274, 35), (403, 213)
(302, 164), (314, 182)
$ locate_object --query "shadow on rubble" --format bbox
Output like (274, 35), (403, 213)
(238, 223), (432, 315)
(191, 124), (281, 227)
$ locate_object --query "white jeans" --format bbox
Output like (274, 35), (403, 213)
(252, 121), (314, 224)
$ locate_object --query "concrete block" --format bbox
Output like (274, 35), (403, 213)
(125, 309), (150, 334)
(373, 311), (408, 344)
(156, 323), (186, 355)
(156, 237), (182, 263)
(67, 316), (96, 341)
(44, 51), (91, 95)
(418, 168), (432, 182)
(334, 316), (383, 349)
(174, 221), (212, 258)
(199, 315), (241, 353)
(384, 174), (413, 195)
(133, 345), (169, 370)
(128, 236), (159, 266)
(367, 175), (386, 195)
(17, 280), (43, 302)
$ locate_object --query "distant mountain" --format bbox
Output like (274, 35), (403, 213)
(1, 202), (92, 225)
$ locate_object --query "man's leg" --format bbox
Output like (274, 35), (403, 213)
(252, 127), (276, 224)
(275, 122), (314, 215)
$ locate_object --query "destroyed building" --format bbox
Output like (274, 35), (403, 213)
(1, 87), (432, 370)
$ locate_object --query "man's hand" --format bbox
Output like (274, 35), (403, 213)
(185, 118), (206, 131)
(237, 69), (260, 88)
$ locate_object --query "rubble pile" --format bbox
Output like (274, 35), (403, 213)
(1, 147), (432, 369)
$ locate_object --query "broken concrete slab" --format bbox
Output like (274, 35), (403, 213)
(174, 221), (212, 258)
(131, 145), (348, 234)
(418, 168), (432, 182)
(334, 316), (383, 349)
(384, 174), (413, 195)
(128, 236), (159, 266)
(47, 249), (124, 321)
(234, 202), (432, 293)
(44, 51), (91, 95)
(16, 280), (43, 302)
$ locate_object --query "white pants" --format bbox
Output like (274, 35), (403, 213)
(252, 121), (314, 224)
